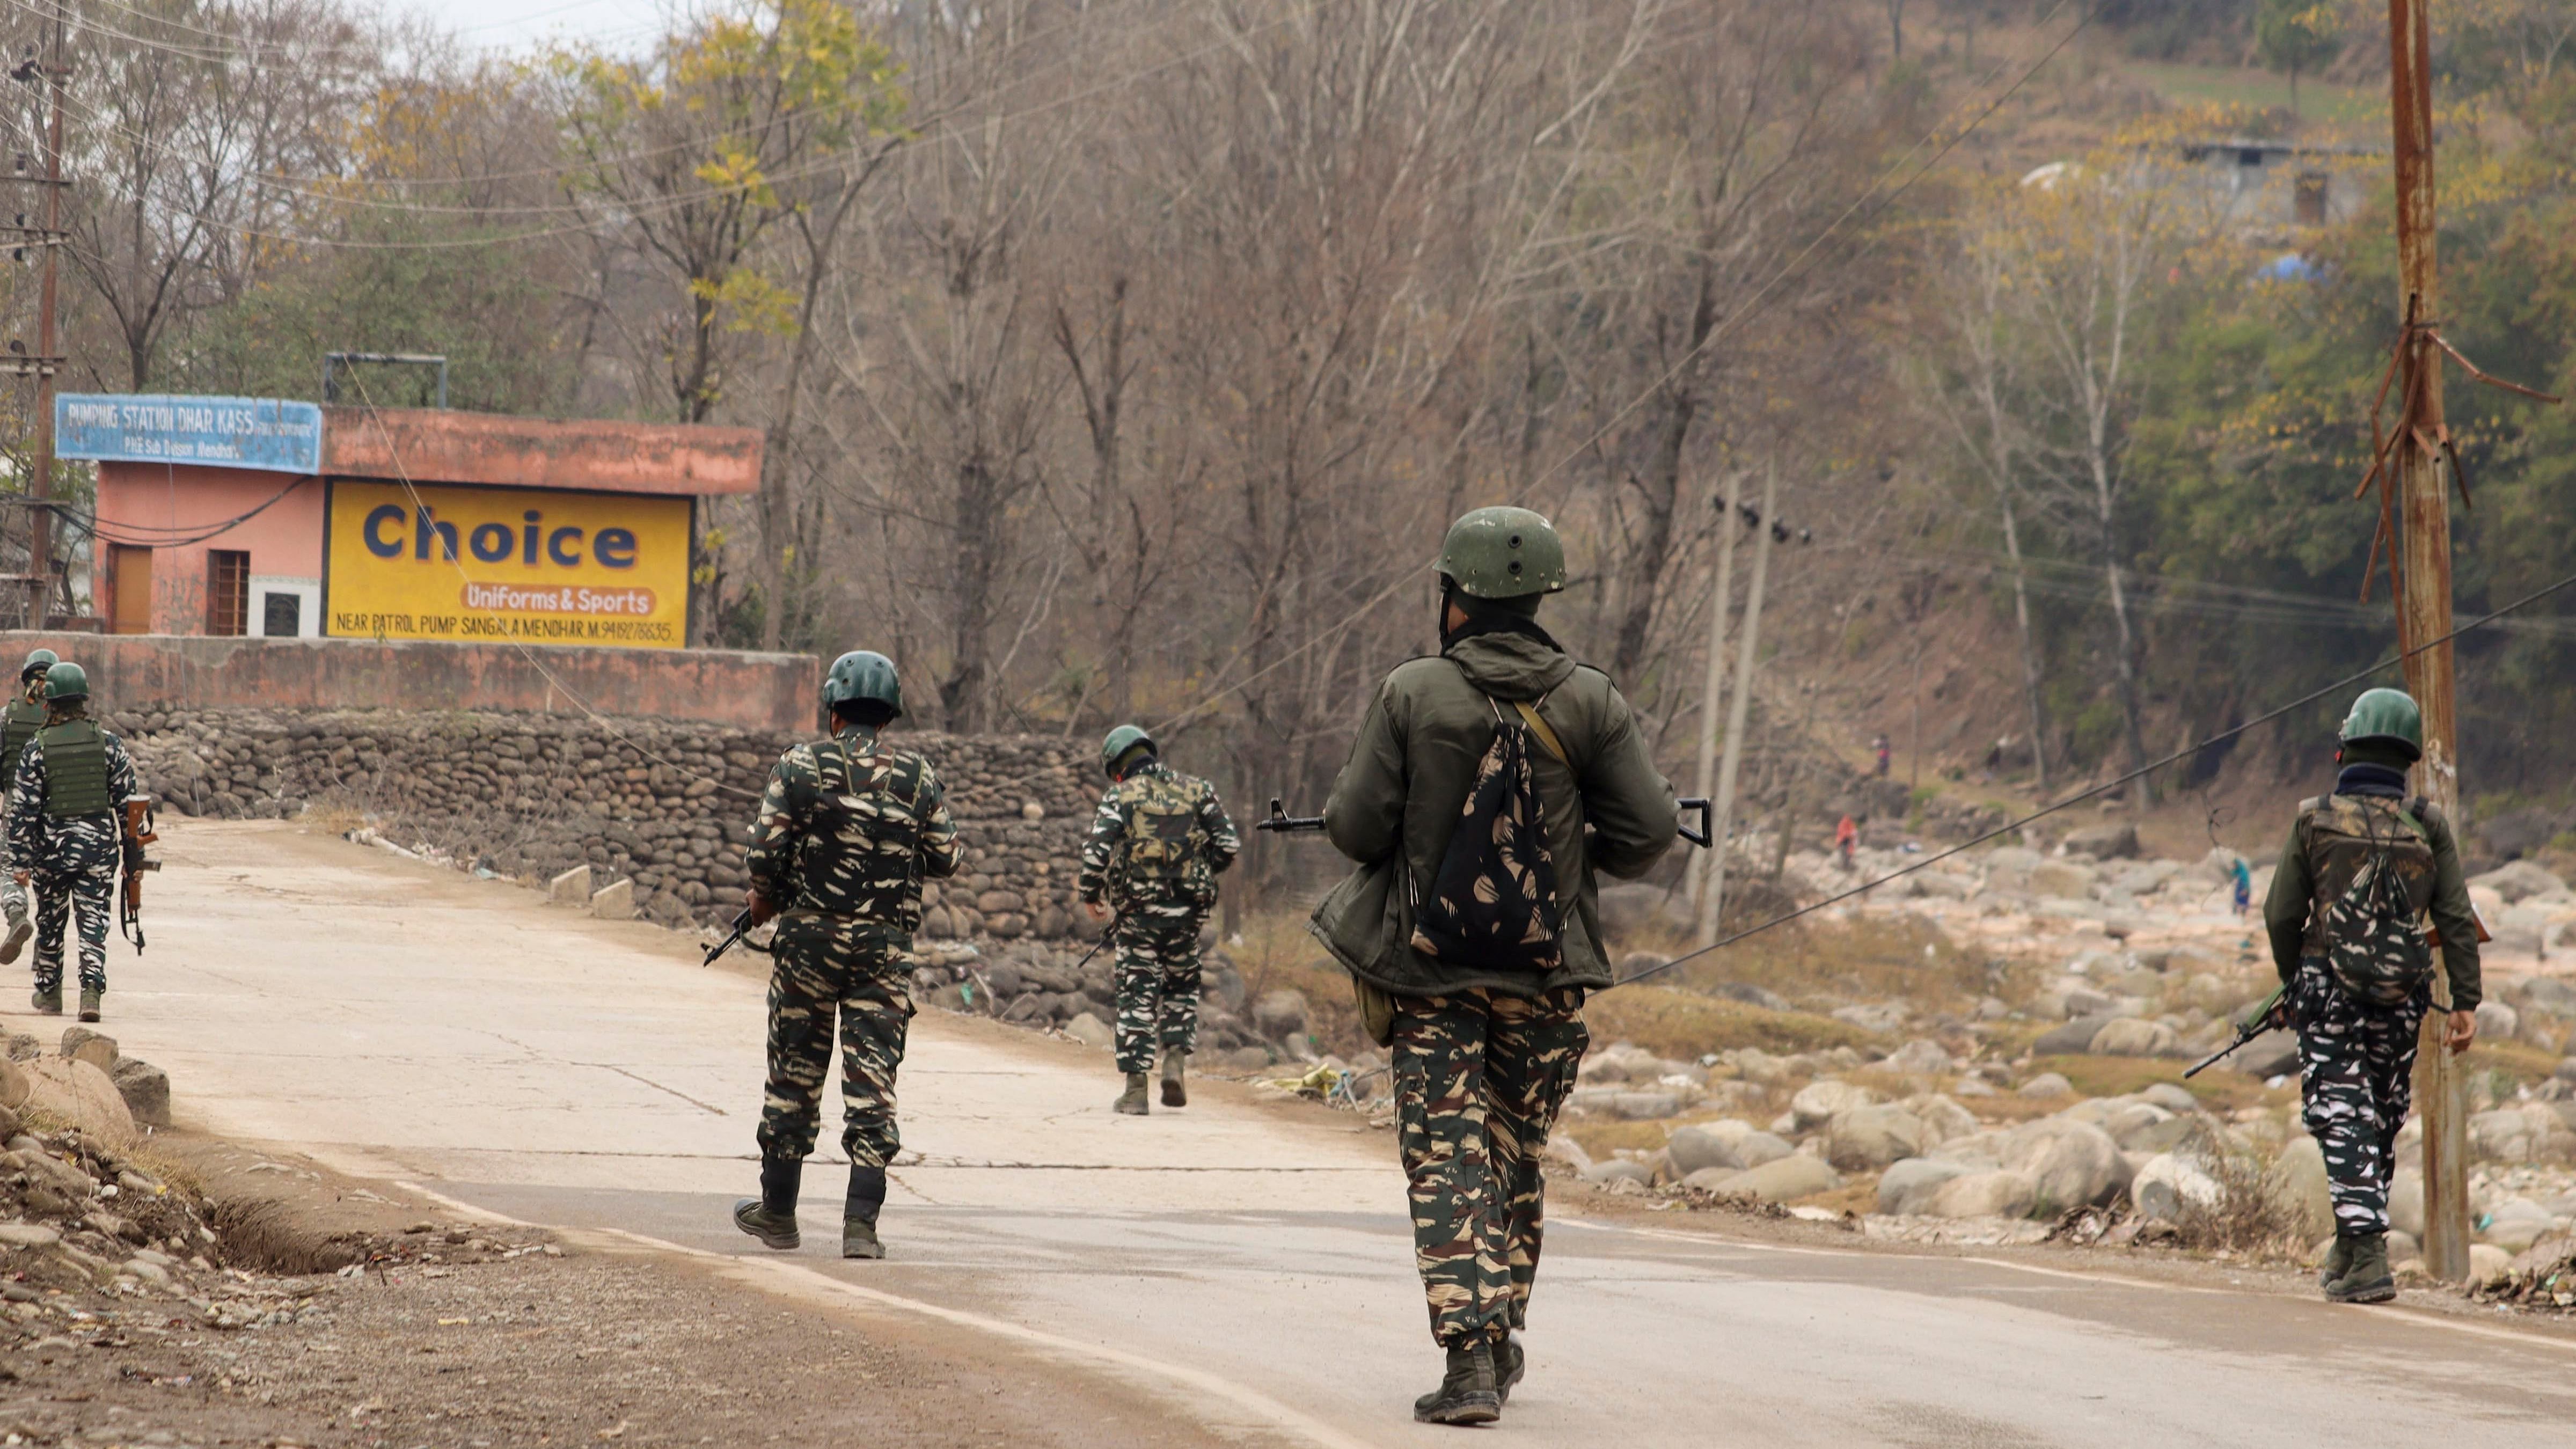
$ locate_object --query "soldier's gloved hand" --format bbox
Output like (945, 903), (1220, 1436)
(2446, 1009), (2477, 1055)
(1084, 898), (1109, 923)
(9, 871), (23, 888)
(745, 888), (779, 928)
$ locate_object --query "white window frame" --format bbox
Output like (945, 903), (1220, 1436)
(248, 575), (322, 639)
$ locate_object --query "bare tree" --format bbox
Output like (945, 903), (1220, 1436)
(2006, 154), (2218, 803)
(61, 0), (370, 387)
(1915, 206), (2050, 789)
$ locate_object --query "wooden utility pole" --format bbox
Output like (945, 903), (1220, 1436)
(1689, 472), (1743, 914)
(1698, 464), (1776, 949)
(2387, 0), (2469, 1284)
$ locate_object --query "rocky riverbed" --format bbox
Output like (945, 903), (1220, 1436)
(1541, 828), (2576, 1291)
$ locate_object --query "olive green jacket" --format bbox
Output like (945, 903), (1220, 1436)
(1310, 631), (1677, 998)
(2262, 792), (2482, 1011)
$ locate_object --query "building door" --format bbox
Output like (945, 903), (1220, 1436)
(108, 546), (152, 635)
(206, 550), (249, 636)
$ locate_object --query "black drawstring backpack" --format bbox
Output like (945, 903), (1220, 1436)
(1408, 689), (1565, 973)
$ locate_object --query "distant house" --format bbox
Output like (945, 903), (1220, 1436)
(2172, 138), (2381, 231)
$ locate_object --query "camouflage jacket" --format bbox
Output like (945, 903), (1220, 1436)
(1077, 762), (1238, 917)
(2263, 791), (2481, 1010)
(743, 725), (960, 931)
(8, 715), (141, 875)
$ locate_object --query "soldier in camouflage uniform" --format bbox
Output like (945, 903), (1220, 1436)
(2263, 687), (2480, 1304)
(0, 648), (58, 969)
(1077, 724), (1238, 1115)
(9, 663), (141, 1022)
(731, 650), (960, 1260)
(1315, 507), (1676, 1426)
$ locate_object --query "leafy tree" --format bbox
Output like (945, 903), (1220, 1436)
(182, 209), (565, 415)
(2255, 0), (2341, 116)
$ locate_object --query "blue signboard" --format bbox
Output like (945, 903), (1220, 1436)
(55, 393), (325, 474)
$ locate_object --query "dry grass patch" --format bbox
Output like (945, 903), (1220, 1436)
(2463, 1038), (2562, 1088)
(1612, 909), (2014, 1021)
(2024, 1055), (2288, 1113)
(1584, 984), (1884, 1059)
(1561, 1118), (1683, 1159)
(1801, 1176), (1879, 1218)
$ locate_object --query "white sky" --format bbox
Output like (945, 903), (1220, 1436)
(385, 0), (677, 56)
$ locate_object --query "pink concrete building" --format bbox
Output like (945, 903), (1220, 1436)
(71, 399), (760, 645)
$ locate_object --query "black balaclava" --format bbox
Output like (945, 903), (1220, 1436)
(1438, 577), (1561, 654)
(2334, 738), (2415, 799)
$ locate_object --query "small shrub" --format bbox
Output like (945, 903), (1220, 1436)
(2172, 1121), (2304, 1260)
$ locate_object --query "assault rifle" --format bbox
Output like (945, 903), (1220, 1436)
(702, 906), (774, 967)
(2182, 984), (2290, 1079)
(118, 797), (159, 953)
(1259, 796), (1717, 846)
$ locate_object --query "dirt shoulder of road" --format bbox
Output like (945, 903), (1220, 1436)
(1, 1130), (1255, 1449)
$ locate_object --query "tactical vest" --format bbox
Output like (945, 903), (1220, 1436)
(2298, 793), (2436, 961)
(0, 697), (44, 787)
(793, 733), (927, 920)
(37, 718), (111, 819)
(1112, 767), (1216, 906)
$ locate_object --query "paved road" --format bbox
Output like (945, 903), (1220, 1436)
(33, 820), (2576, 1447)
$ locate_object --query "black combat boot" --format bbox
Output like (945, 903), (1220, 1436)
(844, 1163), (888, 1260)
(30, 983), (60, 1015)
(0, 915), (29, 964)
(2324, 1232), (2395, 1304)
(1115, 1072), (1150, 1115)
(731, 1155), (802, 1250)
(1495, 1331), (1525, 1404)
(1161, 1052), (1188, 1108)
(2318, 1234), (2353, 1289)
(77, 986), (100, 1023)
(1411, 1341), (1501, 1426)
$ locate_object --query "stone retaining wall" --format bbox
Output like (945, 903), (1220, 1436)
(3, 632), (818, 733)
(110, 706), (1101, 935)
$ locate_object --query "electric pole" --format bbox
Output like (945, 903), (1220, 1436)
(2387, 0), (2469, 1284)
(1689, 472), (1743, 915)
(4, 0), (67, 627)
(1698, 463), (1777, 949)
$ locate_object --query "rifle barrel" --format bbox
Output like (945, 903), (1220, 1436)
(1257, 797), (1327, 833)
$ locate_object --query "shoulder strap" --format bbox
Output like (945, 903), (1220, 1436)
(1511, 698), (1570, 767)
(816, 736), (854, 795)
(1444, 654), (1574, 768)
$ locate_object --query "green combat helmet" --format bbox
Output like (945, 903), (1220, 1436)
(19, 648), (55, 684)
(1100, 723), (1155, 779)
(2339, 687), (2423, 762)
(821, 650), (902, 719)
(1437, 506), (1566, 600)
(41, 661), (86, 703)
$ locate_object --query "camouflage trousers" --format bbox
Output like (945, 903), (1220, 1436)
(31, 858), (112, 995)
(1391, 985), (1587, 1348)
(2293, 958), (2427, 1236)
(1111, 910), (1205, 1074)
(755, 915), (916, 1167)
(1, 872), (27, 932)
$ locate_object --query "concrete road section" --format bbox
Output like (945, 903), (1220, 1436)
(23, 819), (2576, 1447)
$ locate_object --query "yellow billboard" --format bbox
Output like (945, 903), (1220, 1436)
(325, 481), (691, 648)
